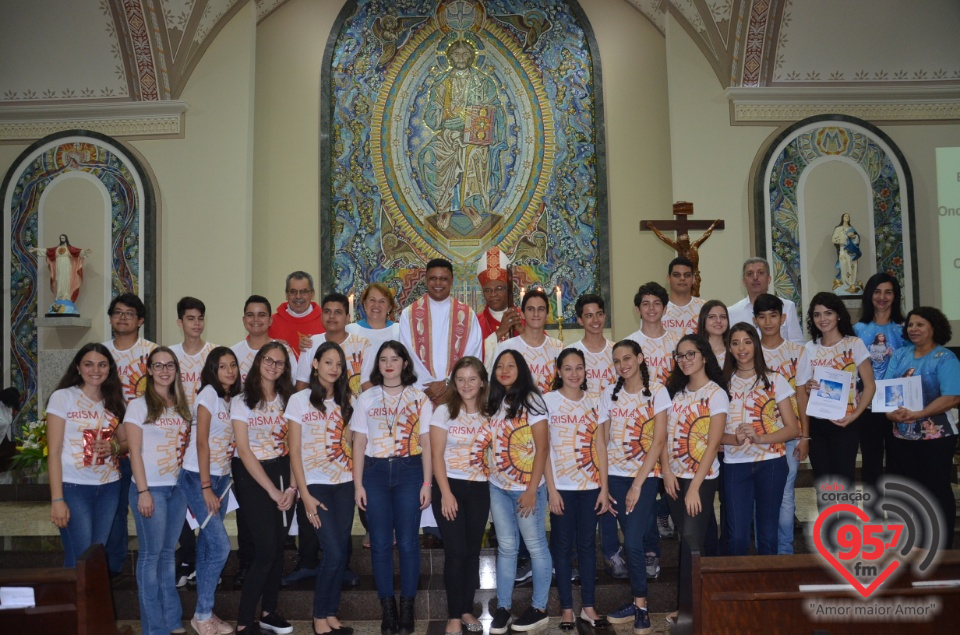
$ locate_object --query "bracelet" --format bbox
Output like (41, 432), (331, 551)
(201, 485), (212, 490)
(111, 438), (120, 455)
(51, 497), (64, 503)
(423, 482), (432, 487)
(799, 436), (811, 440)
(138, 488), (150, 494)
(200, 480), (212, 487)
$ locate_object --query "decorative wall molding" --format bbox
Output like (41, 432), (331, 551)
(727, 86), (960, 123)
(0, 101), (188, 142)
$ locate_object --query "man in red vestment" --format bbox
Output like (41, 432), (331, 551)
(268, 271), (325, 359)
(476, 248), (522, 361)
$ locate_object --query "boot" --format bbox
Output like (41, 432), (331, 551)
(398, 596), (416, 635)
(381, 596), (399, 635)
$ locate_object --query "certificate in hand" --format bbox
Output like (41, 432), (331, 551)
(872, 376), (923, 413)
(805, 367), (852, 420)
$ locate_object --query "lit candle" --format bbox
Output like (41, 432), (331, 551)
(555, 286), (562, 321)
(519, 286), (525, 305)
(348, 293), (355, 323)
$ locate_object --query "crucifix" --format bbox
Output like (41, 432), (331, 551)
(640, 202), (724, 297)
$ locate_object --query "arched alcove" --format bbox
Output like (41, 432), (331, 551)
(1, 130), (156, 427)
(754, 115), (917, 323)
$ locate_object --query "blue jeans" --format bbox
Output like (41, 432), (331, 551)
(723, 457), (787, 556)
(179, 470), (231, 621)
(130, 483), (186, 635)
(106, 456), (132, 573)
(489, 484), (551, 611)
(598, 510), (620, 559)
(609, 475), (659, 598)
(308, 482), (355, 618)
(551, 489), (600, 609)
(363, 455), (423, 599)
(59, 480), (121, 567)
(778, 439), (799, 554)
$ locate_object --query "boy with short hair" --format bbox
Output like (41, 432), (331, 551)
(753, 293), (810, 555)
(661, 257), (705, 335)
(626, 282), (681, 385)
(570, 294), (616, 398)
(295, 292), (373, 394)
(170, 296), (216, 408)
(169, 296), (216, 588)
(102, 292), (157, 576)
(231, 295), (295, 385)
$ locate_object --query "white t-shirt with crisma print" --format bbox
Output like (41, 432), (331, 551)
(124, 397), (190, 487)
(230, 394), (288, 461)
(46, 386), (122, 485)
(182, 385), (235, 476)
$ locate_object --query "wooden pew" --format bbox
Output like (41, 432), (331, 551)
(0, 544), (131, 634)
(681, 551), (960, 634)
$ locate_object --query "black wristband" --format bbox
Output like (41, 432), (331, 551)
(138, 488), (149, 494)
(201, 485), (212, 490)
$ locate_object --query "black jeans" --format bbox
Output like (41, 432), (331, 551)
(666, 477), (718, 619)
(808, 415), (862, 495)
(295, 496), (322, 569)
(233, 455), (294, 627)
(887, 434), (958, 549)
(432, 479), (489, 619)
(858, 409), (891, 494)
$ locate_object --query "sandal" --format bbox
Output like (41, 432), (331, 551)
(560, 621), (575, 631)
(462, 621), (483, 633)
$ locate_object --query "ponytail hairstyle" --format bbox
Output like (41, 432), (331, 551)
(445, 356), (489, 419)
(243, 342), (294, 410)
(143, 347), (192, 423)
(610, 339), (651, 400)
(52, 342), (126, 422)
(487, 349), (546, 420)
(308, 341), (353, 424)
(551, 348), (588, 392)
(665, 334), (728, 398)
(199, 346), (242, 400)
(723, 322), (772, 391)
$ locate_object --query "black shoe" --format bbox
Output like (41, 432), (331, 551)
(333, 627), (354, 635)
(237, 625), (261, 635)
(381, 597), (399, 635)
(489, 607), (512, 635)
(398, 596), (416, 635)
(233, 565), (249, 589)
(259, 611), (293, 634)
(512, 606), (549, 632)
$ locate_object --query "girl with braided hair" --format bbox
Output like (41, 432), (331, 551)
(601, 340), (670, 635)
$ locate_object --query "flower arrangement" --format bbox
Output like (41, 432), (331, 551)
(11, 417), (48, 474)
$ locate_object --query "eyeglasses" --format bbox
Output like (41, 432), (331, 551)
(262, 357), (286, 369)
(150, 362), (176, 372)
(112, 310), (137, 319)
(673, 350), (700, 362)
(483, 286), (507, 295)
(286, 288), (313, 297)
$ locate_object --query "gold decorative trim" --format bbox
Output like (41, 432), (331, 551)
(0, 101), (188, 142)
(727, 87), (960, 123)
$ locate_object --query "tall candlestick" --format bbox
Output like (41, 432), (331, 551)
(348, 293), (355, 323)
(555, 286), (562, 321)
(519, 286), (526, 306)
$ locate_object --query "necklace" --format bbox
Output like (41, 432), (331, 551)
(382, 386), (407, 436)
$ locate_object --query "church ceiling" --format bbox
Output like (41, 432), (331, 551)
(0, 0), (956, 108)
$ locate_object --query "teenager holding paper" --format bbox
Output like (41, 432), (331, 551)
(179, 347), (241, 634)
(796, 292), (875, 488)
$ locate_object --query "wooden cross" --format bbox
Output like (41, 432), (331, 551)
(640, 202), (724, 297)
